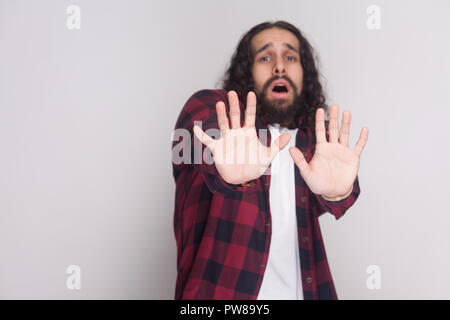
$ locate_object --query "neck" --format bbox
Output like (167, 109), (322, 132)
(280, 119), (296, 129)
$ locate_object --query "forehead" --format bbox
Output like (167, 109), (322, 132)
(251, 27), (300, 54)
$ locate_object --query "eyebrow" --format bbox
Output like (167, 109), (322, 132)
(254, 42), (299, 55)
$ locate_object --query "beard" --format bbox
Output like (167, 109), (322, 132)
(255, 75), (303, 129)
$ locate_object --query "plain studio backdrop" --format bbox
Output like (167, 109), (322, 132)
(1, 0), (449, 299)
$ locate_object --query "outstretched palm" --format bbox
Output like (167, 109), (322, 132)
(193, 90), (290, 185)
(289, 106), (369, 198)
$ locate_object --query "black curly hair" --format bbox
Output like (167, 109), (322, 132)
(221, 20), (328, 131)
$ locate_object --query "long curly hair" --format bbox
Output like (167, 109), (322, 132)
(221, 20), (328, 131)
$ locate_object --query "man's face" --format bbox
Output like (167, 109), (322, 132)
(251, 27), (303, 113)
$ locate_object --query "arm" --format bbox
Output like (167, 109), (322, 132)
(172, 89), (251, 195)
(314, 175), (361, 220)
(290, 105), (368, 219)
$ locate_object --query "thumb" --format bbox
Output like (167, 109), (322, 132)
(193, 125), (215, 151)
(289, 147), (310, 176)
(269, 133), (291, 161)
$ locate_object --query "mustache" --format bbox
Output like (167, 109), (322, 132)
(260, 75), (297, 96)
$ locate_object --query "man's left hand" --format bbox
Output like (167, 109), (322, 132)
(289, 105), (369, 199)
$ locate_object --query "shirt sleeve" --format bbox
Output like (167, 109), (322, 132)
(313, 176), (361, 220)
(172, 89), (258, 196)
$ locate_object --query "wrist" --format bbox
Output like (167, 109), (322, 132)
(321, 186), (353, 202)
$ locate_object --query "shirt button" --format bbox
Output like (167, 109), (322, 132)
(266, 223), (270, 229)
(260, 263), (265, 269)
(302, 151), (308, 158)
(306, 277), (313, 284)
(300, 196), (306, 203)
(302, 236), (309, 243)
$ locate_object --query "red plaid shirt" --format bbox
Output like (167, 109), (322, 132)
(172, 89), (361, 300)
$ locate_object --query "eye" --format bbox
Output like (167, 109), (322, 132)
(259, 56), (271, 62)
(286, 56), (296, 62)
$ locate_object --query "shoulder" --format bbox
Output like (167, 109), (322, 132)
(175, 89), (227, 129)
(185, 89), (227, 108)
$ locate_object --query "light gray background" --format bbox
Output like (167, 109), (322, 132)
(1, 0), (449, 299)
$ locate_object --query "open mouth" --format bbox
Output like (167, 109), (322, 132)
(273, 85), (288, 93)
(270, 79), (291, 99)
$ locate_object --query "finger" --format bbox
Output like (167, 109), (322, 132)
(216, 101), (229, 132)
(328, 105), (339, 143)
(244, 91), (256, 128)
(268, 133), (291, 161)
(339, 110), (351, 147)
(315, 108), (327, 144)
(353, 127), (369, 157)
(193, 125), (215, 152)
(289, 147), (310, 176)
(228, 90), (241, 129)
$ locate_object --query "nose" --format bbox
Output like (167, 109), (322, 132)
(272, 57), (286, 75)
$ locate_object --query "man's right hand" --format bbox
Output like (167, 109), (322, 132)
(193, 90), (291, 185)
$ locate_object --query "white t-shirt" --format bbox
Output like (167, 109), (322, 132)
(257, 124), (303, 300)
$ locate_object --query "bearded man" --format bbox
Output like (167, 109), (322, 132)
(172, 20), (369, 300)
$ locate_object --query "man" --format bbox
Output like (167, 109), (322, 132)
(172, 20), (368, 300)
